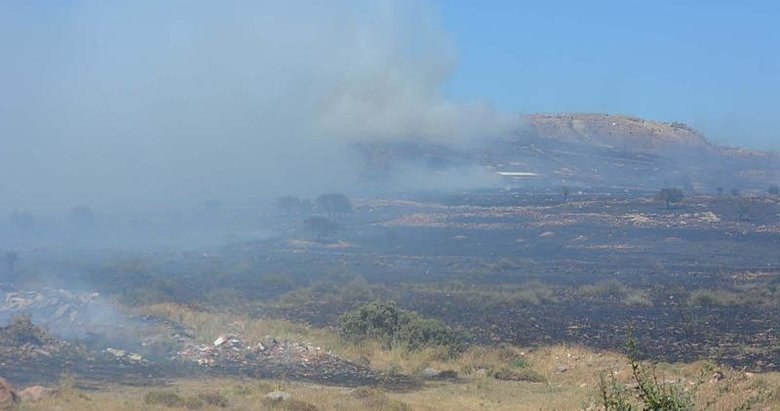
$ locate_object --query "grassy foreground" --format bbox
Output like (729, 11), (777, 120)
(16, 303), (780, 410)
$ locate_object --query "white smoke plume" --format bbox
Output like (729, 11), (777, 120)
(0, 0), (519, 208)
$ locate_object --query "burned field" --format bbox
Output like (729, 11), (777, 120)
(348, 192), (780, 369)
(249, 190), (780, 369)
(1, 189), (779, 391)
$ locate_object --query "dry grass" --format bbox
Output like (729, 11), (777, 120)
(395, 281), (558, 307)
(141, 302), (342, 348)
(577, 279), (653, 306)
(93, 303), (780, 410)
(18, 375), (584, 411)
(687, 288), (749, 306)
(17, 349), (780, 411)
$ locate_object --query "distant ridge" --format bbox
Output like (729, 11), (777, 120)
(353, 112), (779, 190)
(523, 113), (710, 151)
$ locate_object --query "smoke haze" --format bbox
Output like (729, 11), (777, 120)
(0, 1), (517, 209)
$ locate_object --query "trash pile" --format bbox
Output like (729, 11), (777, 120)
(0, 284), (101, 330)
(0, 286), (411, 387)
(0, 284), (152, 353)
(177, 334), (389, 385)
(0, 315), (67, 360)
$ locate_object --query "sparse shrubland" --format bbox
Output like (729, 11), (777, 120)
(594, 335), (775, 410)
(396, 280), (557, 307)
(598, 336), (695, 410)
(578, 280), (653, 307)
(687, 288), (748, 306)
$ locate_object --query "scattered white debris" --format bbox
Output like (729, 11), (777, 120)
(213, 335), (228, 347)
(265, 391), (291, 402)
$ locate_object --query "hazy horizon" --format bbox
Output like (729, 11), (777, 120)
(1, 1), (777, 209)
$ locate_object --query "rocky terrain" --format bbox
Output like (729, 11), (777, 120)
(523, 113), (710, 151)
(354, 113), (779, 191)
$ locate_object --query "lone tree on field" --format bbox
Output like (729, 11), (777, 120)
(2, 251), (17, 273)
(303, 216), (338, 241)
(276, 195), (302, 214)
(737, 198), (752, 221)
(716, 187), (724, 197)
(655, 188), (684, 209)
(561, 186), (571, 204)
(730, 188), (741, 197)
(769, 184), (779, 196)
(316, 193), (352, 218)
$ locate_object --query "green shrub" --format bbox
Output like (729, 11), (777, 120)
(596, 335), (695, 411)
(338, 301), (463, 355)
(597, 372), (634, 411)
(511, 358), (529, 369)
(144, 390), (185, 408)
(338, 300), (404, 345)
(491, 367), (546, 383)
(687, 289), (745, 306)
(395, 316), (461, 351)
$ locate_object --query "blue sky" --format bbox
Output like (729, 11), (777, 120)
(434, 1), (780, 149)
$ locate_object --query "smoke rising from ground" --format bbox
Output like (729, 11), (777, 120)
(0, 1), (518, 209)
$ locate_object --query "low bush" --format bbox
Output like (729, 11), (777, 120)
(491, 367), (546, 383)
(597, 335), (695, 410)
(687, 289), (746, 306)
(338, 301), (463, 355)
(144, 390), (185, 408)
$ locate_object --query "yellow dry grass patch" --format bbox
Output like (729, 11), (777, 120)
(17, 356), (780, 411)
(18, 376), (587, 411)
(141, 302), (341, 348)
(124, 303), (780, 410)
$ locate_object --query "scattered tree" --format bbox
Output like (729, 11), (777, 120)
(655, 188), (684, 209)
(561, 186), (571, 204)
(2, 251), (18, 273)
(730, 188), (741, 197)
(737, 198), (752, 221)
(769, 184), (779, 196)
(682, 180), (695, 194)
(716, 187), (723, 198)
(276, 195), (302, 213)
(316, 193), (352, 217)
(303, 216), (338, 241)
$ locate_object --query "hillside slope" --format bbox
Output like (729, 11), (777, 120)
(353, 113), (779, 191)
(523, 113), (710, 151)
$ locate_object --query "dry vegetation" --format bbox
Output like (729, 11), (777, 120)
(19, 349), (780, 411)
(14, 304), (752, 410)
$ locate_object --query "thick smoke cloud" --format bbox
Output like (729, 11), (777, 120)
(0, 0), (518, 209)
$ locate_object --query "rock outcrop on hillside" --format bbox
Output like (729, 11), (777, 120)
(523, 113), (710, 151)
(352, 112), (779, 191)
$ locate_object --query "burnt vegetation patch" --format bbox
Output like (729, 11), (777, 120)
(1, 188), (778, 393)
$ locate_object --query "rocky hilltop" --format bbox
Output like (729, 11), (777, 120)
(524, 113), (710, 151)
(353, 113), (779, 191)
